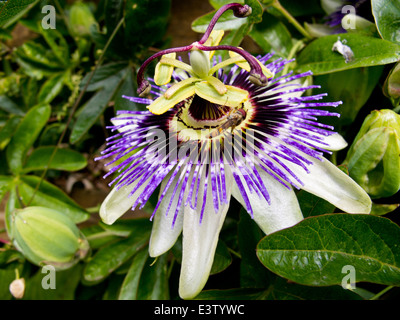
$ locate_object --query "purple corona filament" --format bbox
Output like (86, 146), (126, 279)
(97, 54), (342, 226)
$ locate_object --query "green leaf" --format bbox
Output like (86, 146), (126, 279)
(37, 72), (67, 104)
(0, 116), (21, 150)
(220, 23), (252, 51)
(295, 34), (400, 75)
(210, 241), (232, 275)
(238, 209), (271, 288)
(263, 277), (363, 300)
(0, 249), (24, 267)
(268, 0), (323, 16)
(124, 0), (171, 51)
(6, 103), (51, 174)
(245, 0), (263, 24)
(0, 0), (38, 28)
(99, 218), (152, 237)
(249, 12), (293, 58)
(80, 61), (128, 92)
(15, 42), (65, 77)
(136, 253), (169, 300)
(313, 66), (384, 126)
(209, 0), (244, 9)
(70, 68), (127, 144)
(371, 203), (400, 216)
(0, 175), (12, 205)
(0, 95), (25, 115)
(22, 264), (82, 300)
(266, 277), (363, 300)
(297, 190), (336, 218)
(103, 0), (124, 37)
(113, 68), (140, 111)
(20, 77), (38, 108)
(22, 146), (87, 173)
(18, 175), (89, 223)
(4, 184), (20, 238)
(38, 24), (70, 66)
(83, 225), (151, 283)
(257, 214), (400, 287)
(81, 225), (120, 249)
(195, 288), (265, 300)
(192, 9), (249, 33)
(195, 281), (362, 300)
(118, 249), (149, 300)
(372, 0), (400, 46)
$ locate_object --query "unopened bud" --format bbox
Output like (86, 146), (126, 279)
(383, 62), (400, 104)
(69, 1), (98, 37)
(343, 109), (400, 198)
(233, 4), (252, 17)
(9, 278), (25, 299)
(12, 207), (89, 270)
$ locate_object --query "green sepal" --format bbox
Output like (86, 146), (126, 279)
(154, 52), (177, 86)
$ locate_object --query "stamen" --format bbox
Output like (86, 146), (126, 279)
(196, 44), (268, 86)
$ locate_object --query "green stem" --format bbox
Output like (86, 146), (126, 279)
(228, 247), (242, 259)
(282, 39), (304, 74)
(272, 0), (312, 40)
(27, 17), (125, 206)
(53, 0), (72, 35)
(167, 257), (176, 278)
(85, 204), (101, 213)
(370, 286), (394, 300)
(393, 103), (400, 113)
(330, 151), (338, 166)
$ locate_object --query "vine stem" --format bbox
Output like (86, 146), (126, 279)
(27, 17), (125, 206)
(369, 286), (394, 300)
(271, 0), (312, 40)
(282, 39), (304, 74)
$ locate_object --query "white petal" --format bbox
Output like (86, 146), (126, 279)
(283, 155), (371, 214)
(149, 173), (184, 257)
(318, 133), (348, 151)
(100, 181), (138, 225)
(178, 171), (233, 299)
(304, 22), (335, 38)
(231, 166), (303, 235)
(321, 0), (342, 14)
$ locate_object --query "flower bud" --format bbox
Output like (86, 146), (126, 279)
(343, 109), (400, 198)
(12, 206), (89, 270)
(383, 62), (400, 104)
(9, 278), (25, 299)
(68, 1), (97, 38)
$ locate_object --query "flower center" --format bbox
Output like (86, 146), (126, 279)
(169, 94), (250, 142)
(188, 95), (231, 125)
